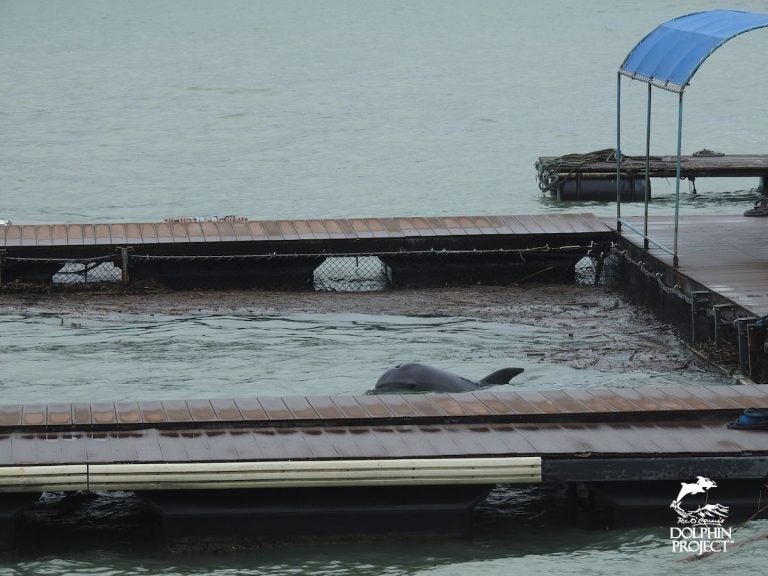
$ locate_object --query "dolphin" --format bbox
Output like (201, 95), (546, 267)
(368, 363), (524, 394)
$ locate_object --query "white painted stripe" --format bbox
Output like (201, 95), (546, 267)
(0, 457), (541, 493)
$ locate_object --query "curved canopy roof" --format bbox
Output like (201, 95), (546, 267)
(619, 9), (768, 93)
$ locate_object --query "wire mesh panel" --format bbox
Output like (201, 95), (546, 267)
(52, 261), (121, 285)
(314, 257), (388, 292)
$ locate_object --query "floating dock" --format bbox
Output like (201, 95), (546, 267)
(0, 384), (767, 543)
(536, 153), (768, 200)
(612, 214), (768, 381)
(0, 214), (611, 288)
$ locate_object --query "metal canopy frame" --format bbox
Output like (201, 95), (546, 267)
(615, 9), (768, 267)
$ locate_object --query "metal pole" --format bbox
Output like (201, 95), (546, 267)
(120, 247), (130, 284)
(616, 73), (622, 231)
(673, 91), (684, 268)
(644, 83), (652, 250)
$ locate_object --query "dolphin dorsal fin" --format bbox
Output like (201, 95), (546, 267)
(479, 367), (525, 385)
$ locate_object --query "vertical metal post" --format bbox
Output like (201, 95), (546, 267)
(673, 91), (684, 268)
(120, 247), (130, 284)
(616, 73), (622, 231)
(644, 83), (652, 250)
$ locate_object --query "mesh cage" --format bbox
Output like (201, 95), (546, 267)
(314, 257), (388, 292)
(0, 245), (603, 292)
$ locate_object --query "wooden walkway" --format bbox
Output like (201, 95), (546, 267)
(0, 384), (766, 492)
(613, 214), (768, 317)
(0, 213), (608, 252)
(541, 154), (768, 180)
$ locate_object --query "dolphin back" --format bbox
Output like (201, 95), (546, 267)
(478, 367), (525, 386)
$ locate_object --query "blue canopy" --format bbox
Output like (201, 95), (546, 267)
(620, 9), (768, 92)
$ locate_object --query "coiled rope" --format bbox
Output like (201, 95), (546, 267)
(535, 148), (617, 195)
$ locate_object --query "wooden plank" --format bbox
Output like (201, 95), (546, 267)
(424, 217), (451, 236)
(139, 223), (159, 243)
(362, 218), (389, 238)
(155, 222), (173, 243)
(498, 215), (535, 235)
(456, 216), (484, 235)
(378, 218), (403, 237)
(3, 225), (22, 246)
(427, 395), (471, 417)
(209, 398), (243, 421)
(561, 389), (614, 413)
(199, 221), (221, 242)
(393, 217), (420, 237)
(283, 396), (319, 420)
(440, 217), (467, 235)
(72, 403), (92, 426)
(354, 395), (395, 418)
(282, 396), (319, 419)
(329, 397), (368, 419)
(46, 403), (72, 426)
(261, 221), (283, 240)
(92, 224), (111, 245)
(51, 224), (68, 245)
(169, 222), (189, 242)
(539, 390), (591, 413)
(450, 393), (494, 416)
(186, 399), (217, 422)
(35, 225), (53, 246)
(258, 397), (293, 420)
(125, 223), (143, 244)
(22, 404), (46, 426)
(161, 400), (192, 423)
(277, 220), (300, 240)
(66, 225), (84, 245)
(115, 401), (142, 424)
(321, 219), (347, 239)
(291, 220), (316, 241)
(0, 405), (22, 427)
(138, 400), (167, 424)
(185, 222), (206, 243)
(402, 395), (443, 417)
(304, 396), (345, 419)
(233, 219), (255, 240)
(21, 225), (37, 246)
(484, 215), (515, 235)
(349, 219), (375, 238)
(680, 385), (742, 409)
(470, 391), (515, 415)
(110, 224), (127, 244)
(377, 395), (419, 417)
(612, 388), (664, 412)
(509, 390), (561, 414)
(485, 391), (542, 414)
(587, 388), (643, 412)
(214, 221), (237, 242)
(334, 219), (358, 238)
(233, 398), (268, 421)
(91, 403), (117, 425)
(306, 220), (332, 239)
(469, 215), (502, 235)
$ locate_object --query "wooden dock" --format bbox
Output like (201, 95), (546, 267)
(540, 153), (768, 180)
(0, 384), (766, 541)
(0, 214), (612, 288)
(0, 383), (766, 488)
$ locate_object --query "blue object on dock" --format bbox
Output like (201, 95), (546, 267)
(728, 408), (768, 430)
(620, 9), (768, 93)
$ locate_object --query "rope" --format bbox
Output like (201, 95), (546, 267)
(609, 245), (691, 304)
(535, 149), (617, 194)
(130, 245), (592, 262)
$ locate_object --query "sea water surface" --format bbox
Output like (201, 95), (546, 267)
(2, 0), (768, 573)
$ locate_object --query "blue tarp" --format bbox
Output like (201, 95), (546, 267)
(620, 9), (768, 92)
